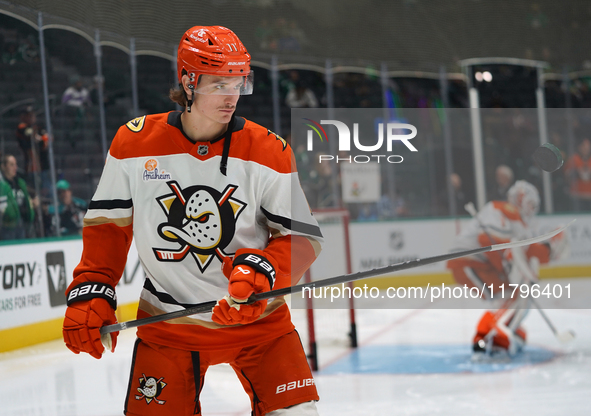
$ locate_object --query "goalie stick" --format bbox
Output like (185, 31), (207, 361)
(464, 202), (576, 344)
(509, 241), (576, 344)
(100, 221), (573, 335)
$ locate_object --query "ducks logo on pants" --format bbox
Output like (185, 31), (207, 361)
(135, 374), (167, 405)
(153, 180), (246, 272)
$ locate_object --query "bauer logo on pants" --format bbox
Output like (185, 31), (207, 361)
(46, 251), (67, 307)
(152, 181), (246, 272)
(136, 374), (167, 405)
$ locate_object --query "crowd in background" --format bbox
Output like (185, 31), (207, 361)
(1, 103), (87, 241)
(3, 19), (591, 242)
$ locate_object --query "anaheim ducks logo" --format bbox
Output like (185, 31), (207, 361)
(153, 180), (246, 271)
(135, 374), (166, 405)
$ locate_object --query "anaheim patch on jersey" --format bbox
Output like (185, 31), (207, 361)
(153, 180), (246, 272)
(267, 129), (287, 151)
(126, 115), (146, 132)
(142, 158), (172, 181)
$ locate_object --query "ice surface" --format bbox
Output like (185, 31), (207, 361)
(1, 278), (590, 416)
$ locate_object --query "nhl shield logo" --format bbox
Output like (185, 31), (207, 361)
(389, 231), (404, 251)
(135, 374), (167, 405)
(153, 180), (246, 271)
(197, 145), (208, 156)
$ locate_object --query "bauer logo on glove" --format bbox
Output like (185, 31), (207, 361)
(66, 282), (117, 310)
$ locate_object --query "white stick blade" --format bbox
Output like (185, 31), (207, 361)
(557, 330), (576, 344)
(491, 220), (575, 252)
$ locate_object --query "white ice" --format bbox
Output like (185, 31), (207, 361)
(1, 278), (590, 416)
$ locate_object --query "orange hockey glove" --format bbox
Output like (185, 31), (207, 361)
(63, 282), (118, 359)
(212, 249), (277, 325)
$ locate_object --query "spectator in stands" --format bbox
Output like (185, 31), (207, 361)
(439, 172), (468, 216)
(307, 154), (337, 208)
(548, 132), (570, 212)
(0, 154), (35, 240)
(565, 138), (591, 211)
(61, 76), (91, 145)
(1, 42), (21, 65)
(527, 3), (548, 29)
(48, 179), (87, 236)
(285, 79), (319, 108)
(18, 34), (39, 63)
(293, 142), (312, 181)
(16, 107), (51, 197)
(489, 165), (514, 201)
(357, 203), (378, 221)
(254, 19), (274, 51)
(281, 20), (306, 52)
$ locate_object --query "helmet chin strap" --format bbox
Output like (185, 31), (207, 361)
(187, 84), (194, 113)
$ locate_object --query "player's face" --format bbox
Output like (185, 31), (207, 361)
(192, 75), (241, 124)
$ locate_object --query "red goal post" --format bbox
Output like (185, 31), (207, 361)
(303, 208), (358, 371)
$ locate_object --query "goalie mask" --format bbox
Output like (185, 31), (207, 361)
(507, 180), (540, 224)
(177, 26), (253, 96)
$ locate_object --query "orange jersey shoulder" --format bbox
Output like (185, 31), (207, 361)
(491, 200), (523, 222)
(109, 113), (186, 159)
(230, 118), (295, 174)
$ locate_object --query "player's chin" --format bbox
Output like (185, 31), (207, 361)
(217, 109), (235, 121)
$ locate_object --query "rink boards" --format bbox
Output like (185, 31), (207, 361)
(1, 214), (590, 352)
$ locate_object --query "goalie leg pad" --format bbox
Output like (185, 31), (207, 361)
(473, 308), (528, 356)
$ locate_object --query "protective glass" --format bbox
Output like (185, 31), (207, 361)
(193, 71), (254, 95)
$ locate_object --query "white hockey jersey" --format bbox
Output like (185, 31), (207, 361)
(450, 200), (549, 272)
(70, 112), (323, 351)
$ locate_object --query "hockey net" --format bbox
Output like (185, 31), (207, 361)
(290, 208), (357, 371)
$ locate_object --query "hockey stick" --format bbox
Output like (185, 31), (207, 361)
(464, 202), (576, 344)
(100, 221), (573, 335)
(509, 245), (576, 344)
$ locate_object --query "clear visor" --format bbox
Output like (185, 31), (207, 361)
(193, 71), (254, 96)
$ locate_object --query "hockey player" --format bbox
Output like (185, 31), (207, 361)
(447, 180), (566, 356)
(62, 26), (323, 415)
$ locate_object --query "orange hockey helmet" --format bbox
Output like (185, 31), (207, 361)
(177, 26), (253, 95)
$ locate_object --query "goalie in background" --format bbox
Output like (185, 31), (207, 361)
(446, 181), (568, 357)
